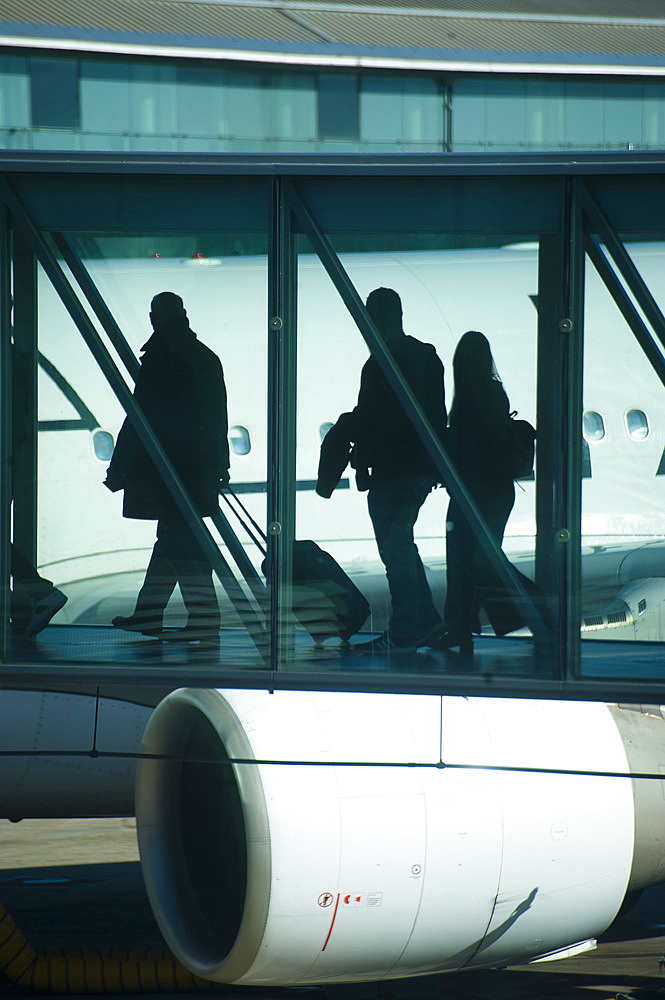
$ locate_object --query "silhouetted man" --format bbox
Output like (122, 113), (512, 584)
(104, 291), (229, 644)
(352, 287), (447, 654)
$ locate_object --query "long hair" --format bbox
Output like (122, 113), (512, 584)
(449, 331), (507, 433)
(452, 330), (501, 392)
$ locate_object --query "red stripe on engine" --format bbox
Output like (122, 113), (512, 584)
(322, 893), (341, 952)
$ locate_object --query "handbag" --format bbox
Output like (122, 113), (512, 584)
(507, 411), (536, 480)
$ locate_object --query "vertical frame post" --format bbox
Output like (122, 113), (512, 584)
(0, 198), (11, 659)
(562, 178), (585, 681)
(11, 229), (37, 572)
(267, 177), (297, 670)
(535, 231), (564, 676)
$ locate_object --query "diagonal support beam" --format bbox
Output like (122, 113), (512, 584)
(581, 183), (665, 358)
(584, 235), (665, 389)
(50, 231), (141, 383)
(286, 179), (551, 647)
(2, 179), (267, 653)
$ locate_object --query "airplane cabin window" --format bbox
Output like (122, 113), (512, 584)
(229, 425), (252, 456)
(92, 429), (114, 462)
(582, 410), (606, 442)
(318, 422), (334, 442)
(625, 408), (649, 441)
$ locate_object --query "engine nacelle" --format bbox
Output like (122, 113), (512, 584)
(135, 691), (665, 985)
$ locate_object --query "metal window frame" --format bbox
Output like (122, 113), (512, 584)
(1, 178), (268, 660)
(0, 151), (664, 701)
(286, 179), (552, 650)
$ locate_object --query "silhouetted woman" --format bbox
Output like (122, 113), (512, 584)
(433, 331), (515, 654)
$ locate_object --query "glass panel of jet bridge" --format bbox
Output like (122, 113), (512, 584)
(289, 202), (553, 682)
(580, 230), (665, 680)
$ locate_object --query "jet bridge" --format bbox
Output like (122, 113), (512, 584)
(0, 151), (664, 701)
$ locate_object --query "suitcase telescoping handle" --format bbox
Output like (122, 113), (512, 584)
(219, 488), (268, 556)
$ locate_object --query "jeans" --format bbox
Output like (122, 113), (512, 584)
(368, 475), (440, 644)
(133, 514), (220, 629)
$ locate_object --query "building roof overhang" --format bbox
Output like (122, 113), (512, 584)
(3, 0), (665, 75)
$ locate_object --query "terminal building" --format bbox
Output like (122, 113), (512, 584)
(1, 0), (665, 155)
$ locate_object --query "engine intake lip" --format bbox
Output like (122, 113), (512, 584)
(136, 689), (271, 982)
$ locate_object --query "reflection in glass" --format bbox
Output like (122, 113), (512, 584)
(294, 233), (544, 678)
(625, 408), (649, 440)
(27, 233), (267, 657)
(581, 238), (665, 655)
(583, 410), (606, 442)
(229, 425), (252, 456)
(92, 429), (115, 462)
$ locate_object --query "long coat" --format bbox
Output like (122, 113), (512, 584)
(105, 320), (229, 519)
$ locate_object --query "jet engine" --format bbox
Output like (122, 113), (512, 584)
(135, 690), (665, 985)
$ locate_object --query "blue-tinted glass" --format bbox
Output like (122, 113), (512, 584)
(604, 81), (643, 149)
(0, 54), (29, 129)
(485, 78), (526, 147)
(643, 82), (665, 147)
(360, 76), (442, 147)
(130, 62), (177, 135)
(273, 72), (316, 140)
(273, 138), (316, 153)
(177, 136), (225, 153)
(80, 60), (130, 133)
(525, 79), (564, 149)
(32, 130), (81, 151)
(451, 78), (486, 148)
(318, 73), (358, 141)
(128, 135), (177, 152)
(80, 132), (128, 152)
(564, 81), (603, 148)
(30, 57), (79, 129)
(227, 70), (269, 140)
(361, 76), (401, 142)
(316, 139), (359, 153)
(403, 76), (443, 144)
(176, 64), (224, 137)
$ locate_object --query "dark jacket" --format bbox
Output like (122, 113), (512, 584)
(105, 319), (229, 519)
(351, 335), (447, 482)
(447, 378), (511, 491)
(316, 411), (371, 497)
(316, 412), (354, 498)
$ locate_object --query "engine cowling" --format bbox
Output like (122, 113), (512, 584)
(135, 690), (665, 985)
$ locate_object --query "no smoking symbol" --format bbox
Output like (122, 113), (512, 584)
(318, 892), (334, 908)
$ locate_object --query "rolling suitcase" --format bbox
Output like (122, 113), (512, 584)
(290, 539), (370, 643)
(221, 491), (369, 643)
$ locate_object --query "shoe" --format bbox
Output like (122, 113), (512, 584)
(416, 621), (445, 648)
(24, 589), (68, 638)
(162, 625), (220, 647)
(429, 628), (473, 656)
(352, 632), (416, 655)
(112, 614), (163, 637)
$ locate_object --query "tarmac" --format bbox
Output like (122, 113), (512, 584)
(1, 818), (665, 1000)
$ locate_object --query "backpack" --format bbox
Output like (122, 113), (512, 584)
(508, 411), (536, 480)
